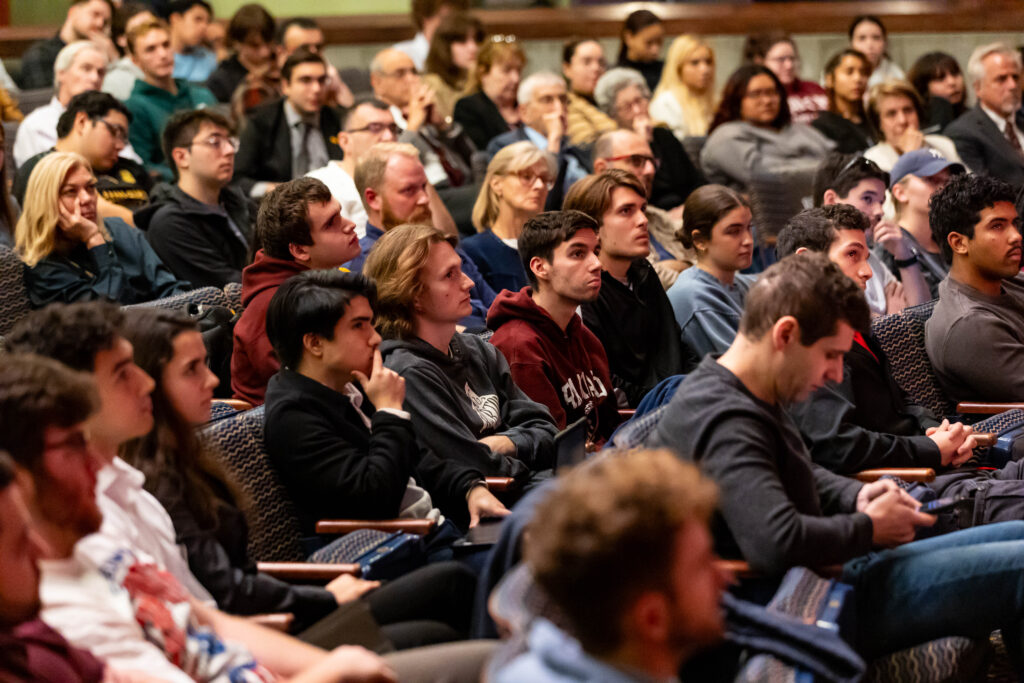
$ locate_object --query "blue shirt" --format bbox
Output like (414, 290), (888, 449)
(461, 230), (529, 294)
(173, 47), (218, 84)
(666, 266), (756, 359)
(522, 126), (588, 196)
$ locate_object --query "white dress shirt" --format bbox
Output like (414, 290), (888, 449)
(14, 96), (143, 167)
(306, 162), (369, 239)
(981, 102), (1024, 151)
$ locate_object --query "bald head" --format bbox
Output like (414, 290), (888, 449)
(593, 129), (656, 196)
(370, 48), (420, 109)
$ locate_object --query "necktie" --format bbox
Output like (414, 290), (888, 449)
(1006, 118), (1024, 157)
(295, 122), (312, 177)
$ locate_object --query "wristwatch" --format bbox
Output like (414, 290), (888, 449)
(893, 254), (919, 268)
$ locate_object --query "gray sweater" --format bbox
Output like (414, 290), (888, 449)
(925, 273), (1024, 403)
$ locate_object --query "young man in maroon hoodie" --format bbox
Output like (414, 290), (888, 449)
(487, 210), (620, 446)
(231, 177), (360, 405)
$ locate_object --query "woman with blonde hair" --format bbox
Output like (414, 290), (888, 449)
(454, 36), (527, 150)
(15, 151), (186, 307)
(461, 141), (555, 293)
(650, 35), (716, 139)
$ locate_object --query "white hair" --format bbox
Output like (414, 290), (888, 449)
(53, 40), (107, 82)
(517, 71), (565, 106)
(594, 67), (649, 116)
(966, 42), (1022, 90)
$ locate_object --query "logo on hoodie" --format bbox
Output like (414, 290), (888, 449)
(465, 383), (500, 430)
(562, 371), (608, 410)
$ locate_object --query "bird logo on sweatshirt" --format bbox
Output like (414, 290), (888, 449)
(465, 383), (500, 430)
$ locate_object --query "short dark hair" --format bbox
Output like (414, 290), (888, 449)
(741, 30), (792, 65)
(709, 65), (790, 133)
(812, 152), (889, 207)
(112, 2), (152, 54)
(739, 252), (870, 344)
(340, 96), (391, 130)
(227, 3), (274, 46)
(166, 0), (212, 18)
(275, 16), (319, 44)
(410, 0), (469, 31)
(0, 354), (98, 473)
(281, 46), (326, 83)
(776, 204), (868, 258)
(266, 269), (378, 369)
(255, 177), (332, 261)
(930, 173), (1018, 265)
(677, 184), (749, 250)
(849, 14), (887, 39)
(162, 108), (233, 178)
(518, 210), (600, 289)
(56, 91), (132, 139)
(6, 302), (124, 372)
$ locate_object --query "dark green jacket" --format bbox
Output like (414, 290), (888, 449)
(126, 78), (217, 180)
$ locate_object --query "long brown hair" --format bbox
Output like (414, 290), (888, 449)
(0, 125), (14, 240)
(425, 11), (484, 90)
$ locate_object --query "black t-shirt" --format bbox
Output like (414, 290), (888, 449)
(14, 149), (154, 210)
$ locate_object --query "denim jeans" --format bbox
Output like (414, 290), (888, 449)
(841, 520), (1024, 668)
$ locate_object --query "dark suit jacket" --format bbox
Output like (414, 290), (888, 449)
(946, 105), (1024, 187)
(486, 128), (593, 211)
(453, 91), (513, 151)
(651, 126), (706, 210)
(233, 98), (344, 196)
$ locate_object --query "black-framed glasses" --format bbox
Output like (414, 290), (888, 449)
(94, 118), (128, 143)
(604, 153), (661, 170)
(348, 122), (403, 137)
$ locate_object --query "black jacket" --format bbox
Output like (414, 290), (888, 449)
(650, 126), (706, 210)
(453, 91), (513, 151)
(581, 258), (697, 407)
(486, 128), (592, 212)
(787, 333), (942, 474)
(206, 54), (248, 103)
(233, 98), (344, 195)
(811, 111), (873, 154)
(946, 105), (1024, 187)
(263, 369), (483, 533)
(135, 183), (252, 288)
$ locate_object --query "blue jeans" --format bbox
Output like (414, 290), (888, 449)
(842, 520), (1024, 668)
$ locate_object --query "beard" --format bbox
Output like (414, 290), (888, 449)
(380, 197), (432, 231)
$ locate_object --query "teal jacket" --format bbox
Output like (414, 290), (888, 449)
(126, 78), (217, 180)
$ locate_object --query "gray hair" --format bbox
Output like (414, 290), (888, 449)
(517, 71), (565, 106)
(594, 67), (649, 116)
(54, 40), (107, 82)
(966, 42), (1022, 90)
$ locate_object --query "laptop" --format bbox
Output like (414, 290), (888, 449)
(554, 416), (588, 472)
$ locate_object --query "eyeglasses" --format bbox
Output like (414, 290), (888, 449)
(513, 169), (555, 191)
(490, 34), (517, 44)
(186, 135), (240, 152)
(743, 88), (780, 100)
(380, 66), (418, 79)
(603, 153), (660, 170)
(616, 95), (650, 115)
(348, 122), (403, 137)
(836, 154), (887, 183)
(94, 118), (128, 143)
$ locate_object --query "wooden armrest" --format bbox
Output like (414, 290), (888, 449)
(216, 398), (254, 411)
(257, 562), (360, 581)
(854, 468), (935, 483)
(247, 613), (294, 632)
(618, 409), (635, 419)
(484, 476), (514, 492)
(974, 433), (997, 448)
(714, 559), (842, 580)
(314, 518), (437, 535)
(957, 402), (1024, 414)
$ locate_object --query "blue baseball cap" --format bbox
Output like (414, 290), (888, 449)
(890, 148), (966, 188)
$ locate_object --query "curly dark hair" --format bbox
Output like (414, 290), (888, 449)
(709, 65), (790, 133)
(254, 177), (332, 261)
(776, 204), (868, 258)
(6, 301), (123, 372)
(812, 152), (889, 207)
(929, 173), (1017, 265)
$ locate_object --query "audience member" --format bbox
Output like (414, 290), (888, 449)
(744, 31), (826, 125)
(666, 185), (755, 358)
(205, 3), (275, 103)
(168, 0), (218, 85)
(487, 210), (621, 444)
(945, 43), (1024, 187)
(0, 126), (17, 247)
(497, 449), (727, 683)
(561, 38), (616, 147)
(14, 41), (109, 168)
(881, 149), (964, 298)
(462, 141), (553, 293)
(233, 48), (342, 197)
(594, 67), (705, 211)
(812, 49), (874, 153)
(863, 80), (963, 172)
(702, 65), (832, 193)
(135, 109), (251, 288)
(814, 152), (930, 315)
(592, 129), (696, 289)
(423, 12), (483, 122)
(650, 34), (716, 138)
(0, 84), (22, 122)
(454, 37), (526, 151)
(307, 98), (400, 238)
(274, 17), (354, 111)
(100, 2), (153, 101)
(18, 0), (115, 90)
(124, 18), (217, 180)
(487, 72), (591, 208)
(564, 169), (696, 407)
(15, 153), (187, 307)
(367, 224), (557, 483)
(263, 270), (508, 535)
(646, 252), (1024, 672)
(615, 9), (664, 93)
(849, 15), (905, 89)
(13, 92), (151, 225)
(393, 0), (470, 71)
(231, 177), (360, 405)
(926, 173), (1024, 403)
(908, 52), (967, 131)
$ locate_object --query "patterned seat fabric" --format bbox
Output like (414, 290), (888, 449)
(199, 406), (306, 562)
(606, 404), (670, 449)
(0, 246), (32, 336)
(208, 401), (240, 423)
(223, 282), (243, 314)
(123, 286), (230, 313)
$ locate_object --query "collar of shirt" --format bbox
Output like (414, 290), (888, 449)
(523, 125), (553, 150)
(343, 382), (410, 425)
(389, 104), (408, 130)
(981, 103), (1011, 134)
(95, 455), (146, 503)
(285, 99), (318, 129)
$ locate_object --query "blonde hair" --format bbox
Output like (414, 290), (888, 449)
(353, 142), (421, 211)
(126, 17), (170, 56)
(653, 35), (715, 137)
(471, 141), (556, 232)
(363, 223), (458, 340)
(16, 152), (105, 268)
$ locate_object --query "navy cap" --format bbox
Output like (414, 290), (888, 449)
(890, 148), (966, 188)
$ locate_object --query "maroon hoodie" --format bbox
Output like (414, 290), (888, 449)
(488, 287), (620, 444)
(230, 249), (307, 405)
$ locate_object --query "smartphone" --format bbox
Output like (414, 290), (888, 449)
(920, 496), (969, 515)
